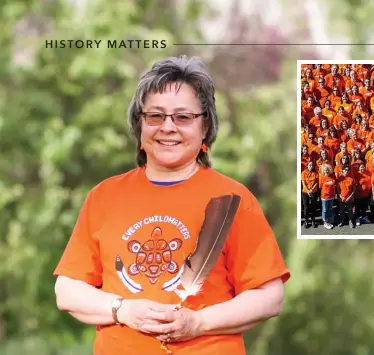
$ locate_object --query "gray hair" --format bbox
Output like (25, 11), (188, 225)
(127, 55), (218, 167)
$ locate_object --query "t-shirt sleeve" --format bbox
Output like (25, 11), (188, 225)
(225, 192), (290, 295)
(53, 189), (103, 286)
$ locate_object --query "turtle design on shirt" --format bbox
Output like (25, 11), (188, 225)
(115, 227), (182, 292)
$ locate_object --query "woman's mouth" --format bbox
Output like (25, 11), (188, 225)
(156, 140), (181, 146)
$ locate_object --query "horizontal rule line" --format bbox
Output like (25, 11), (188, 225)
(172, 43), (373, 46)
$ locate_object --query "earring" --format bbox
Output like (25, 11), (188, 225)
(201, 143), (207, 153)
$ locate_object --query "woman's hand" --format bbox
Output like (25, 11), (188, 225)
(142, 307), (203, 343)
(117, 299), (176, 334)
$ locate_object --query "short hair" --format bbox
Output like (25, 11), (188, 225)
(322, 163), (333, 174)
(127, 56), (218, 167)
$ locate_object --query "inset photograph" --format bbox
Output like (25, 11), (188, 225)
(298, 61), (374, 238)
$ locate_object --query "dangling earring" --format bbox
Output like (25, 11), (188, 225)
(201, 143), (207, 153)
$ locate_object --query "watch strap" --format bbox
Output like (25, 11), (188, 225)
(112, 298), (124, 324)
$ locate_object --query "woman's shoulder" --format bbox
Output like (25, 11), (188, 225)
(89, 168), (140, 197)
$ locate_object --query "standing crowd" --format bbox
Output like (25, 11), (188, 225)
(301, 64), (374, 230)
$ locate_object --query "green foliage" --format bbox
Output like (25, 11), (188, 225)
(1, 0), (374, 354)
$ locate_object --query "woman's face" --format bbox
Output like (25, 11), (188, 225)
(307, 97), (313, 105)
(325, 101), (331, 109)
(307, 162), (313, 171)
(341, 145), (347, 153)
(356, 102), (362, 109)
(359, 164), (365, 172)
(330, 129), (336, 136)
(338, 107), (344, 115)
(342, 121), (348, 129)
(304, 84), (310, 93)
(306, 69), (312, 78)
(342, 156), (348, 164)
(321, 151), (328, 159)
(322, 120), (327, 128)
(323, 167), (329, 175)
(352, 85), (358, 94)
(362, 121), (368, 129)
(342, 95), (348, 102)
(141, 83), (206, 170)
(302, 146), (308, 154)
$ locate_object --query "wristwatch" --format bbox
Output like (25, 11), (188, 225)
(111, 298), (124, 324)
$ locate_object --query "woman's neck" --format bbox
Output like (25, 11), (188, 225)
(145, 160), (200, 182)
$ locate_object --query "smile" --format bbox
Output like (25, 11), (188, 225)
(156, 140), (181, 146)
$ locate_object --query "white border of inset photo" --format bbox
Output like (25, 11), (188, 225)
(297, 60), (374, 239)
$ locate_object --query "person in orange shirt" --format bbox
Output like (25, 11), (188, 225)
(335, 142), (352, 165)
(365, 142), (374, 165)
(335, 94), (354, 116)
(322, 99), (336, 124)
(352, 101), (370, 121)
(314, 77), (332, 107)
(325, 64), (345, 93)
(316, 118), (329, 139)
(322, 64), (331, 72)
(338, 120), (350, 143)
(334, 155), (351, 179)
(359, 78), (374, 108)
(313, 64), (327, 83)
(346, 69), (364, 89)
(366, 150), (374, 174)
(347, 129), (366, 155)
(316, 148), (333, 171)
(306, 133), (317, 154)
(301, 68), (316, 92)
(301, 144), (312, 172)
(53, 56), (290, 355)
(350, 85), (365, 108)
(357, 65), (370, 81)
(301, 124), (313, 146)
(354, 163), (372, 225)
(328, 86), (342, 108)
(319, 164), (336, 229)
(301, 96), (317, 121)
(301, 83), (315, 107)
(301, 161), (319, 228)
(309, 107), (328, 132)
(311, 136), (332, 162)
(342, 66), (352, 85)
(351, 149), (365, 177)
(333, 106), (352, 128)
(371, 67), (374, 86)
(351, 115), (362, 131)
(370, 171), (374, 221)
(358, 120), (371, 145)
(337, 166), (356, 228)
(301, 64), (314, 77)
(325, 126), (342, 157)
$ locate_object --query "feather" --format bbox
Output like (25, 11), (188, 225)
(176, 194), (241, 302)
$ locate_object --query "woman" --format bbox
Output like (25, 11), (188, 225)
(335, 141), (351, 165)
(301, 96), (317, 121)
(328, 86), (342, 109)
(351, 149), (364, 177)
(358, 120), (371, 145)
(316, 149), (333, 174)
(335, 94), (353, 116)
(319, 164), (336, 229)
(301, 124), (313, 146)
(334, 155), (351, 178)
(350, 85), (365, 107)
(337, 166), (356, 228)
(301, 161), (319, 228)
(325, 126), (341, 157)
(352, 101), (369, 120)
(351, 114), (362, 131)
(53, 56), (290, 355)
(333, 106), (352, 129)
(301, 144), (311, 172)
(301, 68), (315, 92)
(338, 120), (350, 142)
(321, 99), (336, 124)
(354, 163), (372, 225)
(316, 118), (329, 139)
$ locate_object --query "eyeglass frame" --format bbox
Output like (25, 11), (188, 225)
(140, 111), (207, 126)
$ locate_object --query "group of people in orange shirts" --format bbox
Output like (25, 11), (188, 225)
(301, 63), (374, 230)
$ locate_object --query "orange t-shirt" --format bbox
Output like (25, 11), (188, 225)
(337, 175), (355, 201)
(325, 136), (342, 156)
(301, 170), (318, 192)
(347, 138), (366, 153)
(319, 174), (336, 199)
(54, 167), (290, 355)
(355, 171), (371, 198)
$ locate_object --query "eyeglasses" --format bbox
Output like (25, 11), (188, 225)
(141, 112), (206, 126)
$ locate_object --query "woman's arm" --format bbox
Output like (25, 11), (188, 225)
(55, 276), (122, 325)
(197, 278), (284, 335)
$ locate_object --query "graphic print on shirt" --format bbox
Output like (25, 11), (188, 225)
(116, 217), (191, 294)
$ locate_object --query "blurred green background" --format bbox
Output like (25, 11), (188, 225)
(1, 0), (374, 354)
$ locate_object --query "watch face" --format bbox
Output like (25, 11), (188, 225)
(113, 299), (121, 308)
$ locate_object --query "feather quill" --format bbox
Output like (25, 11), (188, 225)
(175, 194), (241, 303)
